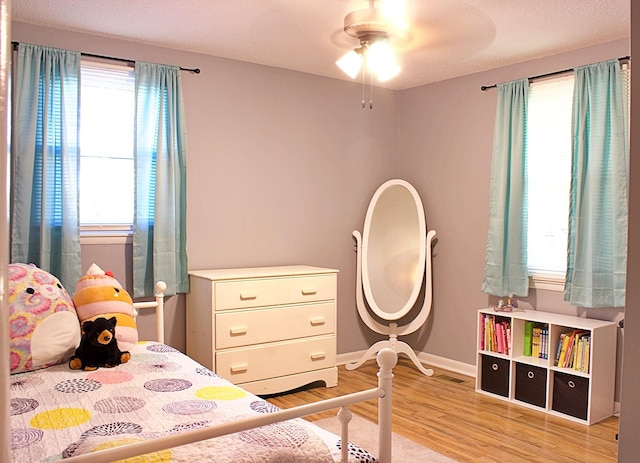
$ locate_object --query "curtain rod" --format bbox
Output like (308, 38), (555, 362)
(480, 55), (630, 91)
(12, 41), (201, 74)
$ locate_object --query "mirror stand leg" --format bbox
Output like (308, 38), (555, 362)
(393, 340), (434, 376)
(345, 338), (434, 377)
(345, 340), (394, 371)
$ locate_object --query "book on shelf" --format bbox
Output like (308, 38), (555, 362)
(523, 322), (548, 360)
(480, 313), (511, 355)
(554, 329), (590, 372)
(524, 321), (533, 356)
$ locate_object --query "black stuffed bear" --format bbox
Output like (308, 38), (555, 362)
(69, 316), (131, 371)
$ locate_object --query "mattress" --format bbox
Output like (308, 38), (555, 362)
(10, 341), (377, 462)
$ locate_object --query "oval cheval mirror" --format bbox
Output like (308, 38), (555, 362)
(348, 179), (437, 376)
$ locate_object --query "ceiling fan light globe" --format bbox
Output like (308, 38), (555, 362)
(336, 50), (364, 79)
(366, 40), (399, 81)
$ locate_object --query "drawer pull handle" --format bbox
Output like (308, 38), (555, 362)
(310, 352), (326, 360)
(568, 380), (576, 388)
(302, 287), (317, 295)
(310, 317), (326, 326)
(230, 326), (248, 336)
(492, 363), (499, 371)
(240, 292), (257, 300)
(230, 364), (248, 373)
(528, 371), (535, 379)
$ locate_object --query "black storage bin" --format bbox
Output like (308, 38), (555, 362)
(552, 371), (589, 420)
(515, 363), (547, 408)
(480, 355), (510, 397)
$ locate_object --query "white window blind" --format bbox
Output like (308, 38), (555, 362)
(527, 74), (574, 277)
(79, 61), (135, 228)
(526, 63), (630, 285)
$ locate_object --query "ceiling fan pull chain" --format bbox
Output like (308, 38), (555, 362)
(369, 69), (374, 109)
(361, 65), (366, 108)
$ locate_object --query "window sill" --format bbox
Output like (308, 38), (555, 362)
(80, 233), (132, 245)
(529, 273), (565, 292)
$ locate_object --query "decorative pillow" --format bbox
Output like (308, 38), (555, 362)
(72, 263), (138, 351)
(8, 263), (81, 374)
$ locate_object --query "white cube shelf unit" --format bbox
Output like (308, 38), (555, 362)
(476, 308), (617, 425)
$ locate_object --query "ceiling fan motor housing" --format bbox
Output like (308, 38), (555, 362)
(344, 7), (396, 45)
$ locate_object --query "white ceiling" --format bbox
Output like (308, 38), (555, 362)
(11, 0), (630, 90)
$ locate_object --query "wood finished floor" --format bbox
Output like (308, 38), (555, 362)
(266, 357), (619, 463)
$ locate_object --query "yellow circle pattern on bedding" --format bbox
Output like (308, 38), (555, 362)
(92, 437), (173, 463)
(30, 407), (92, 429)
(195, 385), (247, 401)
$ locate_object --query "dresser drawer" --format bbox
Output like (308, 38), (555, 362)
(216, 302), (335, 349)
(215, 278), (280, 310)
(216, 335), (336, 384)
(278, 274), (336, 305)
(215, 274), (336, 310)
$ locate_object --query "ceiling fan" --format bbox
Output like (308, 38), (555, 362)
(336, 0), (410, 83)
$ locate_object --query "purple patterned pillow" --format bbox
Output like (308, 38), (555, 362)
(8, 263), (81, 374)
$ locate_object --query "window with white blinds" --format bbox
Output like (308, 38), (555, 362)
(79, 60), (135, 231)
(527, 63), (630, 286)
(527, 74), (574, 278)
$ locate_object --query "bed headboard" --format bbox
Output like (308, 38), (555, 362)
(133, 281), (167, 344)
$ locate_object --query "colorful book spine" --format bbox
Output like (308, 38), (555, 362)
(556, 332), (571, 367)
(554, 333), (565, 366)
(480, 314), (511, 355)
(555, 330), (589, 370)
(523, 321), (534, 356)
(540, 326), (549, 360)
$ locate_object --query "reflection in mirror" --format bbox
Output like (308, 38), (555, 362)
(348, 179), (437, 376)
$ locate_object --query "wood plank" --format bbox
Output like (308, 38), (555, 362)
(266, 357), (619, 462)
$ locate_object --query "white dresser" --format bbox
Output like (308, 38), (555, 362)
(186, 265), (339, 395)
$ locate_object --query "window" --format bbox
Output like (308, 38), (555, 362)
(527, 75), (574, 280)
(527, 64), (630, 288)
(79, 60), (135, 234)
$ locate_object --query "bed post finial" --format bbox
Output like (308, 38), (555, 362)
(376, 347), (398, 372)
(155, 281), (167, 295)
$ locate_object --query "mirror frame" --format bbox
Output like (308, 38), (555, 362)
(361, 179), (426, 320)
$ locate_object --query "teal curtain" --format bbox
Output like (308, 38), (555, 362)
(564, 60), (628, 307)
(482, 79), (529, 297)
(133, 62), (189, 297)
(11, 44), (81, 290)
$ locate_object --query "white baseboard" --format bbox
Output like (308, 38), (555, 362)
(337, 350), (476, 378)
